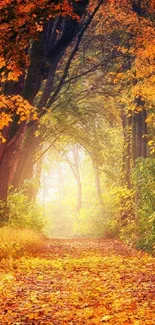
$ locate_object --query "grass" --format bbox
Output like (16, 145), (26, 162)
(0, 226), (45, 260)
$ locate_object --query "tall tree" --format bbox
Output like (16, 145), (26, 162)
(0, 0), (103, 200)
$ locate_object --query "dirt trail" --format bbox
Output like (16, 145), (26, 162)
(0, 239), (154, 324)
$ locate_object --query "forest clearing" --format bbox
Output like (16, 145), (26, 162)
(0, 238), (154, 325)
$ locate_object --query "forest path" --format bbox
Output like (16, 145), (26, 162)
(0, 239), (154, 325)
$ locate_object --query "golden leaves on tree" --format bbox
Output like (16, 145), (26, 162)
(0, 0), (74, 83)
(0, 95), (38, 142)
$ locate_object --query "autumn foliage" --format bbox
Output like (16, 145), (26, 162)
(0, 0), (74, 81)
(0, 0), (75, 141)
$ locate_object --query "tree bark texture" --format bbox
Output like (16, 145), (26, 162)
(0, 124), (26, 200)
(132, 109), (147, 162)
(122, 108), (147, 188)
(11, 122), (41, 190)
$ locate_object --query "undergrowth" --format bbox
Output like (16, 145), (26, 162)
(0, 227), (45, 260)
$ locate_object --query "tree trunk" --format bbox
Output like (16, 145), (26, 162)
(76, 174), (82, 212)
(126, 112), (132, 188)
(142, 109), (147, 158)
(131, 108), (147, 163)
(132, 111), (137, 164)
(0, 121), (43, 201)
(64, 146), (82, 212)
(0, 124), (26, 200)
(121, 112), (127, 179)
(57, 162), (65, 204)
(121, 111), (132, 187)
(11, 122), (41, 191)
(136, 111), (143, 158)
(72, 147), (82, 212)
(93, 162), (103, 208)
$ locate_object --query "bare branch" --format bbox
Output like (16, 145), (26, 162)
(34, 120), (76, 163)
(64, 62), (105, 85)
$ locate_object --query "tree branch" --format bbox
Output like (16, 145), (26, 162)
(34, 120), (76, 163)
(46, 0), (103, 109)
(63, 61), (106, 85)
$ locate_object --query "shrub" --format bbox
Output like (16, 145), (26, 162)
(131, 158), (155, 253)
(6, 189), (44, 231)
(74, 202), (119, 238)
(0, 200), (8, 226)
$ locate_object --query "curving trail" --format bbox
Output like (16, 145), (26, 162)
(0, 239), (154, 324)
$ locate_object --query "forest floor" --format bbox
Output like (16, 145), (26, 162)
(0, 238), (154, 325)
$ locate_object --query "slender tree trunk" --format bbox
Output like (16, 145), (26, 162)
(136, 111), (143, 157)
(72, 147), (82, 212)
(121, 111), (132, 187)
(76, 173), (82, 212)
(57, 162), (65, 204)
(132, 111), (137, 164)
(126, 112), (132, 188)
(64, 146), (82, 212)
(142, 109), (147, 158)
(121, 112), (127, 179)
(93, 162), (103, 208)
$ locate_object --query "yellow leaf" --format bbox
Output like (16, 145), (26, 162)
(101, 315), (113, 322)
(148, 140), (153, 146)
(150, 147), (155, 155)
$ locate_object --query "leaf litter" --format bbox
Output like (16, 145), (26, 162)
(0, 238), (154, 324)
